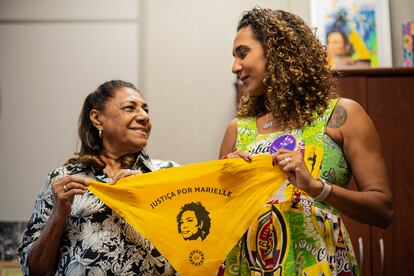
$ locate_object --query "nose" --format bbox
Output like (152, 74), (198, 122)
(136, 109), (150, 124)
(232, 58), (242, 75)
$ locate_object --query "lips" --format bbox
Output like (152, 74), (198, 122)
(239, 75), (250, 85)
(130, 127), (148, 137)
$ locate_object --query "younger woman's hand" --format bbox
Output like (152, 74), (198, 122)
(111, 169), (142, 184)
(272, 149), (321, 196)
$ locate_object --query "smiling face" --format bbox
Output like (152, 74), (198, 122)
(93, 87), (151, 156)
(232, 25), (267, 97)
(179, 210), (200, 240)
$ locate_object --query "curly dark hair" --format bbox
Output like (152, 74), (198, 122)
(176, 202), (211, 241)
(67, 80), (141, 171)
(236, 8), (336, 129)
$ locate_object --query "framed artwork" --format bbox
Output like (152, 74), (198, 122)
(0, 261), (22, 276)
(403, 21), (414, 67)
(310, 0), (392, 68)
(0, 221), (27, 262)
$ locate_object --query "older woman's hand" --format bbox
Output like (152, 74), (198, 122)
(51, 175), (89, 217)
(272, 149), (322, 197)
(111, 169), (142, 184)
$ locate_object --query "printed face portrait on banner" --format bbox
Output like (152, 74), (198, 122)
(177, 202), (211, 241)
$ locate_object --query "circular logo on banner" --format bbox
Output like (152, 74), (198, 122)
(189, 249), (205, 266)
(177, 202), (211, 241)
(269, 134), (296, 154)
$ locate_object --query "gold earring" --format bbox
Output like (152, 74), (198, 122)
(99, 129), (102, 138)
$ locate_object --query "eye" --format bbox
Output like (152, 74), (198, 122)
(142, 104), (149, 114)
(239, 50), (248, 59)
(236, 47), (249, 59)
(123, 105), (135, 111)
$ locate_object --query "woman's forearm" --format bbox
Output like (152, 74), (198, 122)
(27, 210), (67, 275)
(324, 184), (393, 228)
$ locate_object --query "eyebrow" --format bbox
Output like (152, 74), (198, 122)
(232, 45), (248, 57)
(122, 100), (148, 109)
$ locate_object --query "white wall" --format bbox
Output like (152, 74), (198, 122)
(0, 0), (139, 220)
(141, 0), (309, 165)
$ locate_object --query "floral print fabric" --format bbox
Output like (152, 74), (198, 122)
(18, 152), (178, 276)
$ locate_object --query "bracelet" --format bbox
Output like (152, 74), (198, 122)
(313, 177), (332, 202)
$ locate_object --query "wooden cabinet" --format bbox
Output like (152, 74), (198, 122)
(334, 68), (414, 275)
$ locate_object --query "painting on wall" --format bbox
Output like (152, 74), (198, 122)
(310, 0), (392, 69)
(0, 221), (27, 262)
(0, 261), (22, 276)
(403, 21), (414, 67)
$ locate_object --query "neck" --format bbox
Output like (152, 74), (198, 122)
(99, 150), (123, 172)
(265, 111), (275, 121)
(260, 111), (283, 132)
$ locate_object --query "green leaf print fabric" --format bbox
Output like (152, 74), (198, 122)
(219, 99), (359, 276)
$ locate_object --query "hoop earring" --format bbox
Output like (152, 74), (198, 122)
(99, 129), (102, 138)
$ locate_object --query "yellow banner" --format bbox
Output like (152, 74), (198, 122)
(88, 155), (287, 275)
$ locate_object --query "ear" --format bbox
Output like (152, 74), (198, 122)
(90, 109), (103, 130)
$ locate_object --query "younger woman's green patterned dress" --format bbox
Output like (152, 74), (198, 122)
(220, 99), (359, 275)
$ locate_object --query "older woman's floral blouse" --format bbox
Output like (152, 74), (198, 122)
(18, 152), (178, 275)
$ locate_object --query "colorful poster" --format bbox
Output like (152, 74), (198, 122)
(403, 21), (414, 67)
(311, 0), (392, 68)
(88, 155), (287, 275)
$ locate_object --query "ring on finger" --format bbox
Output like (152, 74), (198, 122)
(284, 157), (291, 164)
(63, 184), (68, 192)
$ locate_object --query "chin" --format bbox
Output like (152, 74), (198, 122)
(245, 86), (265, 97)
(248, 90), (265, 97)
(137, 143), (147, 151)
(129, 142), (147, 153)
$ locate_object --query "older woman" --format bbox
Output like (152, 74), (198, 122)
(18, 80), (177, 275)
(219, 8), (393, 275)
